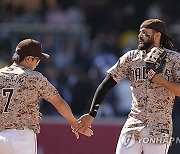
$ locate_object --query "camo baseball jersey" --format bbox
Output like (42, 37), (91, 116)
(0, 63), (58, 134)
(107, 48), (180, 141)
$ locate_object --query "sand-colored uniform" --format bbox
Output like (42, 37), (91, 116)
(107, 48), (180, 142)
(0, 64), (58, 134)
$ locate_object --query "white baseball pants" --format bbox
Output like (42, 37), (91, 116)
(116, 127), (170, 154)
(0, 128), (37, 154)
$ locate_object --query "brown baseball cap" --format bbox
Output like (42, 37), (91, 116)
(140, 19), (172, 40)
(15, 39), (50, 59)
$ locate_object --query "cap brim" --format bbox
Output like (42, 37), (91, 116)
(42, 53), (50, 59)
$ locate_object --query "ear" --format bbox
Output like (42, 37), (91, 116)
(24, 56), (30, 63)
(154, 32), (161, 40)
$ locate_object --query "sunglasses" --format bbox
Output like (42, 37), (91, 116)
(29, 56), (41, 65)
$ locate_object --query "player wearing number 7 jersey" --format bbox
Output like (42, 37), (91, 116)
(0, 39), (93, 154)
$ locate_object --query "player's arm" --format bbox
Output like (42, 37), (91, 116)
(49, 94), (93, 138)
(49, 94), (77, 125)
(73, 74), (117, 132)
(38, 75), (93, 138)
(152, 74), (180, 96)
(147, 49), (180, 96)
(89, 74), (117, 118)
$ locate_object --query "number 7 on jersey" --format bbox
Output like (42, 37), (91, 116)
(2, 88), (14, 113)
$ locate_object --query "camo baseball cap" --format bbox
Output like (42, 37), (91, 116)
(140, 19), (172, 40)
(15, 39), (50, 59)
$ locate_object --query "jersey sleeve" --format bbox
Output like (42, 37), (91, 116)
(37, 74), (59, 101)
(107, 51), (132, 83)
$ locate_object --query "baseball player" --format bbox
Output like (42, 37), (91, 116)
(0, 39), (93, 154)
(73, 19), (180, 154)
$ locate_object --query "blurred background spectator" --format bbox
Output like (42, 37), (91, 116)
(0, 0), (179, 118)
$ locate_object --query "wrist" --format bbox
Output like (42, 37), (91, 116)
(67, 116), (77, 125)
(89, 111), (97, 118)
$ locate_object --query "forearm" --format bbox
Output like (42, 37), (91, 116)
(58, 100), (76, 123)
(49, 94), (94, 139)
(89, 75), (117, 118)
(159, 79), (180, 96)
(152, 74), (180, 96)
(49, 94), (76, 124)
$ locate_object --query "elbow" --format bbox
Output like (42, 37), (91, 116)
(176, 89), (180, 97)
(176, 93), (180, 97)
(174, 90), (180, 97)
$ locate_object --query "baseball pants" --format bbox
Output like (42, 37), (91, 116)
(0, 128), (37, 154)
(116, 127), (170, 154)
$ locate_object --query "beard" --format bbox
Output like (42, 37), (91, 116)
(138, 38), (154, 50)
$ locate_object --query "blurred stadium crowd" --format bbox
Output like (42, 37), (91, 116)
(0, 0), (179, 117)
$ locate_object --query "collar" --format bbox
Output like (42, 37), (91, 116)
(11, 63), (29, 70)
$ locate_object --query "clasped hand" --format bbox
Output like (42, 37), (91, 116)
(71, 114), (94, 139)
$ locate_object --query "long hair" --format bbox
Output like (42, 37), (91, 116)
(160, 34), (174, 50)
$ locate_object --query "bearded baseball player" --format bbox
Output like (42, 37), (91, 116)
(73, 19), (180, 154)
(0, 39), (93, 154)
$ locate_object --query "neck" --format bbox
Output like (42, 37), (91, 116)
(147, 42), (161, 53)
(15, 61), (32, 70)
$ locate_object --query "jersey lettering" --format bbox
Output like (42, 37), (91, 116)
(131, 66), (147, 81)
(135, 68), (141, 80)
(9, 75), (25, 84)
(164, 69), (172, 81)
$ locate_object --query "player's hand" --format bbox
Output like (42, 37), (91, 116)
(71, 118), (93, 139)
(71, 126), (93, 139)
(72, 129), (80, 139)
(73, 114), (94, 134)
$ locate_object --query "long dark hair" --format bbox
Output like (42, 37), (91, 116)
(160, 34), (174, 50)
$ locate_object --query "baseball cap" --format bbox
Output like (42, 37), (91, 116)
(15, 39), (50, 59)
(140, 19), (172, 40)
